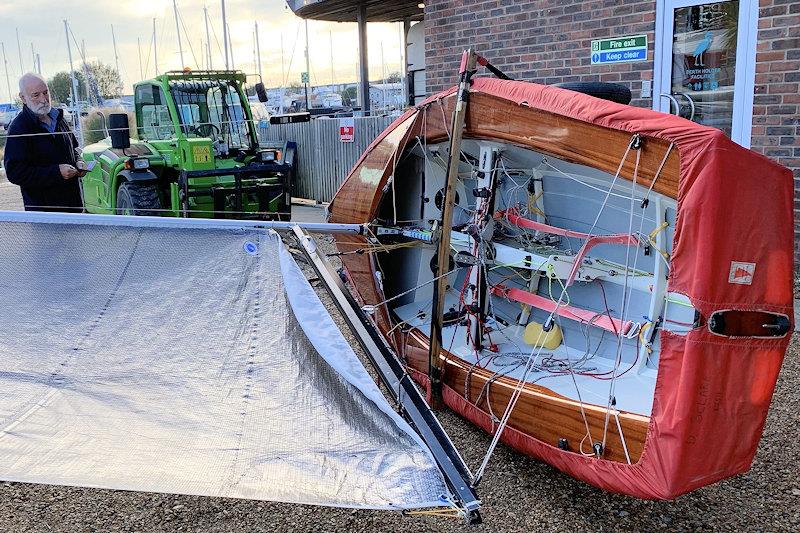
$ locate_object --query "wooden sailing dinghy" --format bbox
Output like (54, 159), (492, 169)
(327, 67), (793, 499)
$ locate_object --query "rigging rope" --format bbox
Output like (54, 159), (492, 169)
(470, 134), (642, 484)
(600, 137), (643, 453)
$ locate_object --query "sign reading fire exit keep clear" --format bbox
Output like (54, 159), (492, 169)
(591, 35), (648, 65)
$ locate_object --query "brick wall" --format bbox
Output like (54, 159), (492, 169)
(752, 0), (800, 268)
(424, 0), (659, 108)
(424, 0), (800, 270)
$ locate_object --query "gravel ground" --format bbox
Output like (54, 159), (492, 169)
(0, 186), (798, 531)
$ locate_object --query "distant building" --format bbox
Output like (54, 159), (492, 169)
(369, 83), (404, 111)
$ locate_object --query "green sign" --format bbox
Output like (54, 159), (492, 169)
(591, 35), (648, 65)
(591, 35), (647, 52)
(300, 72), (309, 84)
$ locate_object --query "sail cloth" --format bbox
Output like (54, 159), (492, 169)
(0, 213), (448, 510)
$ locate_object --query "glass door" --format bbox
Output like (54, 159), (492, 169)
(654, 0), (757, 147)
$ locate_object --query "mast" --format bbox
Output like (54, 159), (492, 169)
(204, 5), (212, 70)
(111, 24), (120, 78)
(63, 20), (83, 146)
(30, 43), (35, 72)
(427, 49), (478, 406)
(252, 27), (256, 75)
(172, 0), (185, 68)
(36, 54), (41, 76)
(80, 40), (93, 106)
(1, 42), (12, 103)
(227, 24), (234, 68)
(137, 37), (143, 80)
(153, 18), (159, 76)
(15, 28), (23, 73)
(221, 0), (229, 69)
(255, 22), (262, 80)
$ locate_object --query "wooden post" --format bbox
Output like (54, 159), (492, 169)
(428, 49), (477, 407)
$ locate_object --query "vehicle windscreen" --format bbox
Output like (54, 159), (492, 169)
(169, 80), (253, 150)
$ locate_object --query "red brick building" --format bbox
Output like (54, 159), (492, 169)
(422, 0), (799, 266)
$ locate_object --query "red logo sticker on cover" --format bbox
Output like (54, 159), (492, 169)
(728, 261), (755, 285)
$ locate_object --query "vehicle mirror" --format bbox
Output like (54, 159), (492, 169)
(109, 113), (131, 150)
(255, 82), (268, 103)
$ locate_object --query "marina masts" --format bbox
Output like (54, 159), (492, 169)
(153, 18), (159, 76)
(204, 6), (212, 70)
(255, 22), (262, 79)
(111, 24), (120, 78)
(172, 0), (185, 68)
(221, 0), (229, 69)
(63, 19), (83, 146)
(15, 28), (23, 74)
(1, 42), (12, 103)
(137, 37), (143, 80)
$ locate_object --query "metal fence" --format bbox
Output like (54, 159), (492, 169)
(259, 115), (395, 203)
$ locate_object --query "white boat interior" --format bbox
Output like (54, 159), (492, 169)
(372, 138), (696, 417)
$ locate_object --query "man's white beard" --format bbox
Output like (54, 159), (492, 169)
(32, 102), (52, 117)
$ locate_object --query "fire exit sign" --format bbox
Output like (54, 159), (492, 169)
(591, 35), (648, 64)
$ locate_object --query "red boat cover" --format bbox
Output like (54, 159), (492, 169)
(333, 78), (794, 499)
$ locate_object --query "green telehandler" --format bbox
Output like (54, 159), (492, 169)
(80, 70), (299, 220)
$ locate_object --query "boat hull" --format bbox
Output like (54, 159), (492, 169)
(329, 79), (793, 499)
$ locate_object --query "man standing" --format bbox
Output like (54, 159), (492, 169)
(3, 73), (84, 212)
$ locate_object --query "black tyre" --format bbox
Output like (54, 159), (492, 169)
(116, 181), (162, 216)
(555, 82), (632, 105)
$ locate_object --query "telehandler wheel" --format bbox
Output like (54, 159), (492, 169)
(116, 181), (162, 216)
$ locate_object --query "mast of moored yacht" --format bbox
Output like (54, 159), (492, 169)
(221, 0), (229, 69)
(204, 5), (212, 70)
(172, 0), (185, 68)
(1, 42), (12, 103)
(255, 22), (262, 80)
(111, 24), (120, 78)
(63, 19), (83, 146)
(152, 18), (159, 76)
(137, 37), (143, 80)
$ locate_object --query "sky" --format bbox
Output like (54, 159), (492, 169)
(0, 0), (408, 102)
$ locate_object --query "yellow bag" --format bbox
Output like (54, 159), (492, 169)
(522, 321), (563, 349)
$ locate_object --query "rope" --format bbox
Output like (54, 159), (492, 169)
(640, 142), (675, 208)
(613, 406), (632, 464)
(600, 138), (642, 452)
(363, 266), (460, 311)
(470, 134), (642, 485)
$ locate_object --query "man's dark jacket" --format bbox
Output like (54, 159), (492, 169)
(3, 105), (83, 212)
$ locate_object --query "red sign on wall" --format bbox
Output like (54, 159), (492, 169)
(339, 118), (354, 142)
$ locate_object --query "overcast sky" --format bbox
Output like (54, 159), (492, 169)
(0, 0), (406, 101)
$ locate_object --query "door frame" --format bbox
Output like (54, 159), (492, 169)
(653, 0), (758, 148)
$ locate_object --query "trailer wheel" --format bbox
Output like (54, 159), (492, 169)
(116, 181), (162, 216)
(555, 82), (632, 105)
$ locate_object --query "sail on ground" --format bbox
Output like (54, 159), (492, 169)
(0, 213), (448, 510)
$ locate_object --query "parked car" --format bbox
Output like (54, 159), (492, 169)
(0, 103), (21, 130)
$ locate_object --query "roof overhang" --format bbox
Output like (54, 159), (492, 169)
(285, 0), (424, 22)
